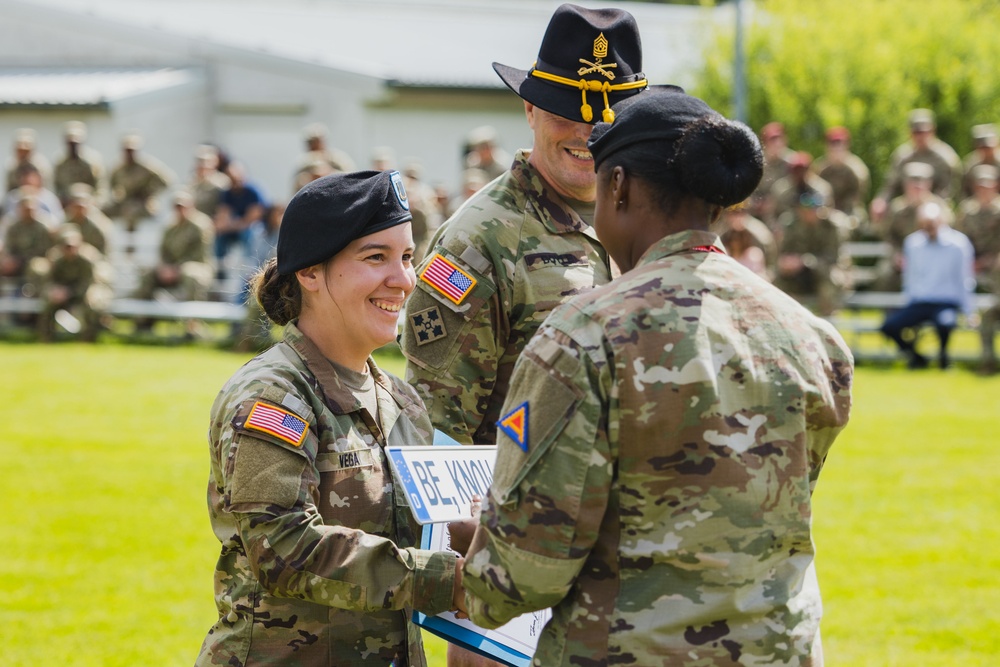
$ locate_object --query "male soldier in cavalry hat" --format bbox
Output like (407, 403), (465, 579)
(402, 3), (649, 443)
(399, 4), (652, 665)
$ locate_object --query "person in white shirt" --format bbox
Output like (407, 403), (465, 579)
(880, 201), (975, 368)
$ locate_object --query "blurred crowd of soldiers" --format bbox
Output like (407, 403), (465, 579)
(1, 110), (995, 361)
(0, 120), (509, 342)
(722, 109), (998, 325)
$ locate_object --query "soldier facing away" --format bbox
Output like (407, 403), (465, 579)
(460, 86), (854, 667)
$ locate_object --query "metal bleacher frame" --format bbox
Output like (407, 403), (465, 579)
(0, 220), (248, 339)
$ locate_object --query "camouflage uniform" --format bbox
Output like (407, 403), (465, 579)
(53, 148), (104, 204)
(714, 211), (777, 274)
(1, 216), (53, 278)
(955, 194), (1000, 291)
(463, 230), (854, 667)
(769, 173), (834, 225)
(196, 323), (457, 666)
(105, 158), (172, 229)
(191, 170), (232, 218)
(33, 243), (112, 340)
(294, 149), (356, 192)
(964, 201), (1000, 367)
(748, 149), (792, 225)
(960, 150), (1000, 199)
(134, 209), (214, 301)
(65, 208), (113, 256)
(878, 140), (961, 203)
(775, 208), (848, 315)
(813, 152), (871, 227)
(400, 150), (613, 444)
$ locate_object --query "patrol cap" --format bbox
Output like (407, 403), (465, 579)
(493, 4), (648, 124)
(122, 132), (143, 150)
(277, 170), (413, 275)
(17, 189), (38, 206)
(371, 146), (396, 168)
(908, 108), (935, 132)
(303, 122), (328, 140)
(14, 128), (35, 149)
(194, 144), (218, 163)
(466, 125), (498, 148)
(788, 151), (813, 169)
(64, 121), (87, 143)
(59, 225), (83, 247)
(462, 167), (490, 190)
(971, 123), (998, 148)
(902, 161), (934, 181)
(971, 163), (999, 185)
(173, 190), (194, 207)
(761, 121), (785, 141)
(68, 182), (94, 203)
(403, 160), (423, 180)
(825, 126), (850, 142)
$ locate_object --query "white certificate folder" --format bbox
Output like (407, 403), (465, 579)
(397, 431), (550, 667)
(415, 520), (548, 667)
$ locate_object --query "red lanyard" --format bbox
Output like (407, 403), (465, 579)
(689, 245), (725, 255)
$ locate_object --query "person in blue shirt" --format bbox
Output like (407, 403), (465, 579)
(880, 201), (976, 368)
(214, 161), (266, 276)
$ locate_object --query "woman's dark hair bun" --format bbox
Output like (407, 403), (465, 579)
(252, 258), (301, 326)
(674, 115), (764, 208)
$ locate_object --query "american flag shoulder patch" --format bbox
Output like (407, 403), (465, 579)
(420, 253), (477, 305)
(245, 401), (309, 447)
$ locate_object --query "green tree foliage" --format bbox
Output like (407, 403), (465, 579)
(695, 0), (1000, 193)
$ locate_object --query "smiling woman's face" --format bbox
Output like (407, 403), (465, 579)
(304, 223), (416, 364)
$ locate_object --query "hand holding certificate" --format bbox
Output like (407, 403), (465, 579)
(386, 438), (551, 667)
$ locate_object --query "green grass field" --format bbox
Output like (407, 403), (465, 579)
(1, 342), (997, 666)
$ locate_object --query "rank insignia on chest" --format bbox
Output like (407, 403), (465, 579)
(246, 401), (309, 446)
(420, 254), (476, 305)
(497, 402), (529, 452)
(410, 305), (448, 346)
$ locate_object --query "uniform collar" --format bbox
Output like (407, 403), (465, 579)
(635, 229), (726, 269)
(510, 149), (594, 237)
(282, 322), (412, 439)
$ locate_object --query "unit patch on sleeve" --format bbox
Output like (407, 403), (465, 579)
(420, 253), (477, 305)
(497, 401), (529, 452)
(245, 401), (309, 447)
(409, 305), (448, 346)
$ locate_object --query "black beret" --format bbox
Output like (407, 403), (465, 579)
(588, 86), (711, 169)
(277, 170), (412, 275)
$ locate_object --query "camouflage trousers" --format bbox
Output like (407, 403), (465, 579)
(134, 261), (214, 301)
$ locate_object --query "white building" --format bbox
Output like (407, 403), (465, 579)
(0, 0), (731, 204)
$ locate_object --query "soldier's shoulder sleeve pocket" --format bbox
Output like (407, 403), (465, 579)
(230, 390), (313, 453)
(490, 335), (587, 510)
(402, 246), (498, 372)
(226, 395), (313, 511)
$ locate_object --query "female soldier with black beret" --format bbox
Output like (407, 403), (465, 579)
(196, 170), (465, 667)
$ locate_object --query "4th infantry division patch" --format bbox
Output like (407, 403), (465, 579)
(246, 401), (309, 446)
(420, 254), (476, 304)
(498, 402), (529, 452)
(410, 305), (448, 346)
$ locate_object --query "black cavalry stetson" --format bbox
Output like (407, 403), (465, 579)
(493, 3), (647, 125)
